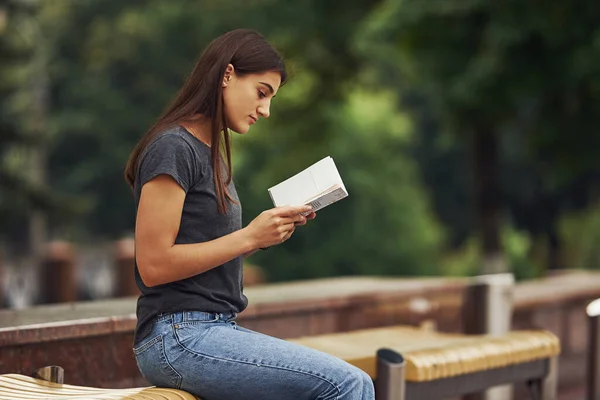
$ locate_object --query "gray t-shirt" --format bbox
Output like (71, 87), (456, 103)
(133, 126), (248, 344)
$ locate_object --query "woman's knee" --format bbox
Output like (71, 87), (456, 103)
(360, 370), (375, 398)
(338, 367), (374, 399)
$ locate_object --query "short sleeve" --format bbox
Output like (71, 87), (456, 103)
(138, 133), (198, 192)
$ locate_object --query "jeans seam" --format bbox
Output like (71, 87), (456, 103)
(133, 334), (162, 355)
(177, 318), (219, 326)
(160, 335), (183, 390)
(157, 314), (172, 322)
(172, 332), (341, 397)
(134, 334), (183, 390)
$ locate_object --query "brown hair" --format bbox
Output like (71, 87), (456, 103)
(124, 29), (287, 213)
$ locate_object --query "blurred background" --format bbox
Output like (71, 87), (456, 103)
(1, 0), (600, 308)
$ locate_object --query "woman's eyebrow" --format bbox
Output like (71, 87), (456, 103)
(259, 82), (276, 96)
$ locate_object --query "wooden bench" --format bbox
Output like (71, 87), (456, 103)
(291, 325), (560, 400)
(0, 325), (560, 400)
(0, 371), (198, 399)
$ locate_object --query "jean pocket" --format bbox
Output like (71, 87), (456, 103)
(173, 320), (216, 350)
(134, 334), (182, 389)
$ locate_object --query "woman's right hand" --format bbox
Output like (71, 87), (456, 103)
(244, 205), (312, 249)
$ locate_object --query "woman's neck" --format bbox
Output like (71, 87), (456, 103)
(181, 115), (212, 147)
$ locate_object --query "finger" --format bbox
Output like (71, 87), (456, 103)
(294, 215), (308, 226)
(276, 224), (295, 240)
(306, 212), (316, 220)
(279, 214), (305, 225)
(278, 220), (297, 230)
(281, 227), (295, 242)
(275, 205), (312, 217)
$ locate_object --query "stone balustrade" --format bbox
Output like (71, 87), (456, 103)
(0, 270), (598, 397)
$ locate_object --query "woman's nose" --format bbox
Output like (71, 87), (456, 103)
(258, 105), (270, 118)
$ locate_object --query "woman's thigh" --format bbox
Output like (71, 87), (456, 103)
(164, 321), (373, 400)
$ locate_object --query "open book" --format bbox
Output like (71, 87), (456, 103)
(268, 156), (348, 214)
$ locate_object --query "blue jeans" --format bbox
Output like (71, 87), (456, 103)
(133, 311), (375, 400)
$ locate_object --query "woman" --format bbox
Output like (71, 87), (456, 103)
(124, 29), (374, 400)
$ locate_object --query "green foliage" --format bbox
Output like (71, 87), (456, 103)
(354, 0), (600, 276)
(1, 0), (444, 281)
(0, 0), (84, 241)
(357, 0), (600, 186)
(4, 0), (600, 282)
(559, 203), (600, 270)
(239, 88), (444, 281)
(442, 225), (541, 281)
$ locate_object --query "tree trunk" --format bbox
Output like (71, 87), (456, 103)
(537, 192), (562, 272)
(547, 224), (561, 271)
(472, 129), (507, 275)
(29, 18), (49, 294)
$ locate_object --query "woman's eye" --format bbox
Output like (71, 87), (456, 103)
(258, 91), (267, 99)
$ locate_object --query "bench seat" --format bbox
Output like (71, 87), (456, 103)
(290, 325), (560, 382)
(0, 373), (198, 400)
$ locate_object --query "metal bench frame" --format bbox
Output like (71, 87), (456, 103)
(32, 365), (64, 384)
(587, 298), (600, 400)
(376, 349), (558, 400)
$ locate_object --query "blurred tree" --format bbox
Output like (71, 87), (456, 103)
(356, 0), (600, 273)
(0, 0), (82, 256)
(238, 88), (443, 280)
(2, 0), (442, 280)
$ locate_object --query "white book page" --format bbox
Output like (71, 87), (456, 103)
(268, 170), (317, 207)
(268, 156), (347, 207)
(308, 157), (347, 194)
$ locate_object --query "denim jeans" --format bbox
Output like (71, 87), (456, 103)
(133, 310), (375, 400)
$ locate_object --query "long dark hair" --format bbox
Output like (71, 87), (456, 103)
(124, 29), (287, 213)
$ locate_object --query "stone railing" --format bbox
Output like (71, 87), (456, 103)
(1, 270), (599, 397)
(0, 276), (467, 388)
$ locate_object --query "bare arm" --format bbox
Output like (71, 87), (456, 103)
(243, 249), (260, 258)
(135, 175), (254, 287)
(135, 175), (310, 287)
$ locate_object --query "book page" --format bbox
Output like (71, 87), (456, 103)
(268, 156), (348, 210)
(308, 157), (347, 195)
(268, 168), (319, 207)
(269, 170), (319, 207)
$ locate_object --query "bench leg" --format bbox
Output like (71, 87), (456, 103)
(528, 357), (558, 400)
(375, 349), (405, 400)
(539, 357), (558, 400)
(588, 302), (600, 400)
(33, 366), (64, 384)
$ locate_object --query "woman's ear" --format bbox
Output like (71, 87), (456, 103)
(222, 64), (235, 88)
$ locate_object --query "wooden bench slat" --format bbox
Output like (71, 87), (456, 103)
(0, 375), (119, 394)
(0, 374), (198, 400)
(290, 326), (560, 382)
(0, 374), (145, 395)
(0, 374), (146, 393)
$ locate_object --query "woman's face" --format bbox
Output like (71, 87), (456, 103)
(222, 67), (281, 134)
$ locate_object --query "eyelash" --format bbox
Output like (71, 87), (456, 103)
(258, 91), (267, 99)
